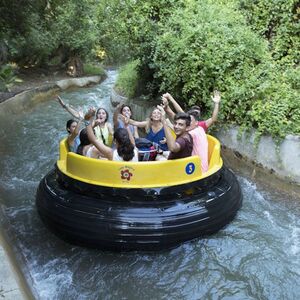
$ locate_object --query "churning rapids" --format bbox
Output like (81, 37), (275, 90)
(0, 70), (299, 300)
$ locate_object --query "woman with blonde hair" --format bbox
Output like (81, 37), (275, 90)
(122, 107), (174, 152)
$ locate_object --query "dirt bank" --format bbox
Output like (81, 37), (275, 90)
(0, 67), (71, 103)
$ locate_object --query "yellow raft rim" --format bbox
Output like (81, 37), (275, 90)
(56, 134), (223, 189)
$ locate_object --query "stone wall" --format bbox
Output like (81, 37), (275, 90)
(216, 128), (300, 185)
(110, 87), (157, 122)
(0, 75), (105, 116)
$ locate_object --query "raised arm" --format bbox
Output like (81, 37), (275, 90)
(67, 120), (82, 146)
(157, 105), (180, 153)
(130, 119), (148, 128)
(113, 103), (123, 129)
(123, 117), (136, 146)
(162, 95), (176, 120)
(204, 90), (221, 128)
(85, 108), (113, 160)
(119, 114), (148, 129)
(57, 96), (83, 120)
(163, 93), (184, 113)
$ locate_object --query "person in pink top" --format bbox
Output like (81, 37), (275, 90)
(162, 91), (221, 132)
(187, 110), (209, 173)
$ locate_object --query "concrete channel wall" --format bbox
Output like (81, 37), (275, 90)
(0, 75), (104, 116)
(217, 128), (300, 185)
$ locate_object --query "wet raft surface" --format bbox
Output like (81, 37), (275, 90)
(36, 166), (242, 251)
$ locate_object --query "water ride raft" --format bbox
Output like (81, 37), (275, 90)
(36, 135), (242, 251)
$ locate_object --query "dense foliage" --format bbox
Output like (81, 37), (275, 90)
(151, 1), (300, 137)
(1, 0), (299, 137)
(0, 0), (100, 66)
(115, 60), (140, 98)
(0, 64), (22, 91)
(114, 0), (300, 138)
(238, 0), (300, 66)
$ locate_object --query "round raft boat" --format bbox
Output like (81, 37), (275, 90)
(36, 135), (242, 251)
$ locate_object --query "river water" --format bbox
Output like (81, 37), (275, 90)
(0, 70), (299, 300)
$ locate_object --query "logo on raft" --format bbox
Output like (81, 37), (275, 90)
(185, 162), (195, 175)
(119, 166), (134, 181)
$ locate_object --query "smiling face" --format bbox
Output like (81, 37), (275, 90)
(173, 113), (191, 137)
(96, 108), (108, 122)
(151, 108), (162, 121)
(121, 106), (132, 118)
(174, 119), (187, 136)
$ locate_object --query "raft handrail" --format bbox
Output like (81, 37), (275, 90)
(57, 135), (223, 188)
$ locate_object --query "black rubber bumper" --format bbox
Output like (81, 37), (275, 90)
(36, 166), (242, 251)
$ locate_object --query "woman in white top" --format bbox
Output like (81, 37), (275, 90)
(76, 128), (101, 159)
(85, 108), (138, 162)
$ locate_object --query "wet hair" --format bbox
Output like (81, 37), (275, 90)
(187, 109), (201, 121)
(174, 112), (191, 127)
(96, 107), (109, 122)
(120, 104), (132, 115)
(114, 128), (135, 161)
(66, 119), (77, 133)
(77, 128), (91, 155)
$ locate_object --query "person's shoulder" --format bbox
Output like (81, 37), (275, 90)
(198, 120), (206, 126)
(177, 132), (192, 143)
(183, 131), (192, 139)
(198, 120), (208, 131)
(191, 126), (205, 135)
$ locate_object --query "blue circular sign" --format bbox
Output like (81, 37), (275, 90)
(185, 163), (195, 175)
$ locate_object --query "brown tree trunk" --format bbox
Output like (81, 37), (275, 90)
(0, 42), (8, 65)
(67, 56), (83, 77)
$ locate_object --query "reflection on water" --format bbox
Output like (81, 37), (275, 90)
(0, 70), (299, 300)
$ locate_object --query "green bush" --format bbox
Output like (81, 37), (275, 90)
(250, 69), (300, 138)
(0, 64), (22, 92)
(115, 60), (140, 98)
(151, 0), (300, 138)
(83, 63), (105, 76)
(238, 0), (300, 66)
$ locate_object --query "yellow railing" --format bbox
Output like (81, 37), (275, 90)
(57, 135), (223, 188)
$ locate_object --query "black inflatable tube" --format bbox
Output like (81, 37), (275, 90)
(36, 166), (242, 251)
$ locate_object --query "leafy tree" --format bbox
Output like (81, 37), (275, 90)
(0, 0), (99, 70)
(0, 0), (53, 65)
(96, 0), (185, 92)
(152, 0), (300, 137)
(238, 0), (300, 66)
